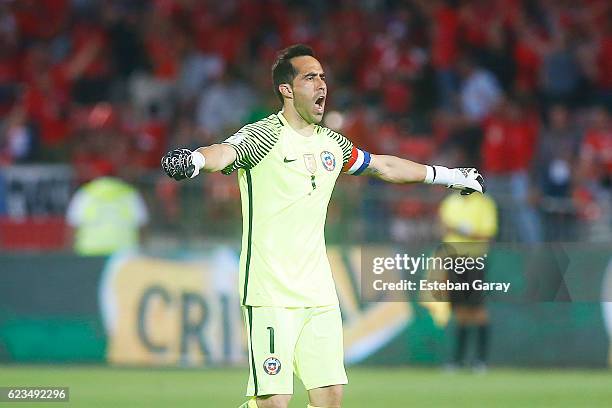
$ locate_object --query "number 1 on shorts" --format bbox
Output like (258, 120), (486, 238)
(267, 326), (275, 354)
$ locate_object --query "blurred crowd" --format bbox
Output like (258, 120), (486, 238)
(0, 0), (611, 242)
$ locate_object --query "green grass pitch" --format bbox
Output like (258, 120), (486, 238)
(0, 365), (610, 407)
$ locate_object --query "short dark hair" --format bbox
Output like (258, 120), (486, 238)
(272, 44), (315, 104)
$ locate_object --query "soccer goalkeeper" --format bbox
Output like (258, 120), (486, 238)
(161, 44), (485, 408)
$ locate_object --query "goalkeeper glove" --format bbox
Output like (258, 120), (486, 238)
(425, 166), (485, 195)
(161, 149), (206, 180)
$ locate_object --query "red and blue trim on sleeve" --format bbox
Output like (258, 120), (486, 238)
(343, 146), (371, 175)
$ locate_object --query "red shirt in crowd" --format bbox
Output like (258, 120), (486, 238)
(133, 119), (168, 169)
(13, 0), (68, 40)
(70, 23), (111, 79)
(0, 52), (21, 114)
(431, 5), (459, 69)
(22, 66), (72, 146)
(514, 40), (541, 92)
(71, 152), (115, 184)
(596, 34), (612, 90)
(582, 128), (612, 176)
(459, 2), (497, 49)
(482, 113), (538, 174)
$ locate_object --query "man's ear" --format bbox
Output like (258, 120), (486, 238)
(279, 83), (293, 99)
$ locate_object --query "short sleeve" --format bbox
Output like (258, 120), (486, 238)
(220, 126), (256, 174)
(322, 129), (353, 166)
(321, 128), (372, 175)
(220, 118), (280, 175)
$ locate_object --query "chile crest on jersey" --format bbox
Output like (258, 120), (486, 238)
(320, 151), (336, 171)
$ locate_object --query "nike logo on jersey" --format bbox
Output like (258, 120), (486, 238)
(283, 158), (297, 163)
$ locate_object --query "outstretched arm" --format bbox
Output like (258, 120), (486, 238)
(361, 154), (427, 183)
(194, 145), (237, 173)
(161, 144), (236, 180)
(360, 153), (485, 195)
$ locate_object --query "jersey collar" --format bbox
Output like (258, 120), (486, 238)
(277, 111), (320, 137)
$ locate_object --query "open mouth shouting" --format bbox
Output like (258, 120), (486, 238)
(314, 94), (326, 114)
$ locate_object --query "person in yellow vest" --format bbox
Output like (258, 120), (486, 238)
(66, 176), (148, 256)
(438, 191), (498, 371)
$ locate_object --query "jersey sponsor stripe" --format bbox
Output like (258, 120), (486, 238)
(242, 169), (254, 305)
(247, 306), (259, 396)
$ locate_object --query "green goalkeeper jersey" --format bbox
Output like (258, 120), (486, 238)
(222, 112), (354, 307)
